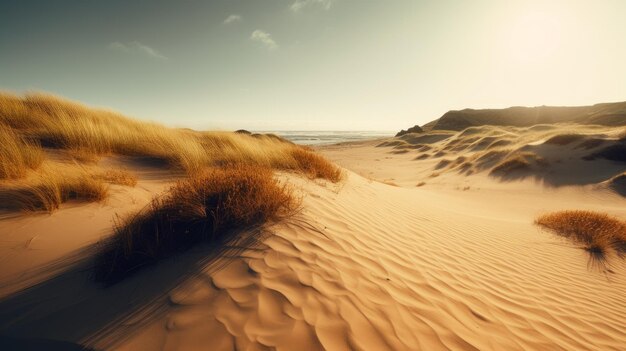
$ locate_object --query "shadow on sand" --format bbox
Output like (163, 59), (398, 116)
(0, 229), (265, 350)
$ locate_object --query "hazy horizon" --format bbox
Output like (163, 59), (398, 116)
(2, 0), (625, 131)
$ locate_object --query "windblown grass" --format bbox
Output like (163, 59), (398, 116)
(0, 92), (343, 179)
(95, 169), (138, 187)
(0, 92), (342, 213)
(0, 165), (108, 212)
(0, 124), (44, 179)
(94, 165), (298, 283)
(536, 210), (626, 257)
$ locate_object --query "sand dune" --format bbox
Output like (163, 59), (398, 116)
(1, 167), (625, 349)
(110, 172), (626, 351)
(1, 123), (626, 350)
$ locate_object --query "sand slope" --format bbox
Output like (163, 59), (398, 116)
(108, 171), (626, 351)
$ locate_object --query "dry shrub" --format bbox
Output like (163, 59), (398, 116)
(536, 211), (626, 256)
(289, 147), (343, 182)
(0, 167), (108, 212)
(94, 165), (298, 283)
(0, 124), (44, 179)
(95, 169), (138, 187)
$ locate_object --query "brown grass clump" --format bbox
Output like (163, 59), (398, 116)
(289, 147), (343, 182)
(0, 124), (44, 179)
(95, 169), (138, 187)
(94, 165), (297, 283)
(0, 166), (108, 212)
(536, 211), (626, 256)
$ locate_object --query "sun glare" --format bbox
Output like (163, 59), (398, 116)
(504, 9), (570, 64)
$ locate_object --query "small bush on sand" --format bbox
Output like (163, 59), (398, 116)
(536, 211), (626, 256)
(0, 167), (108, 212)
(0, 124), (44, 179)
(289, 148), (343, 182)
(94, 165), (298, 283)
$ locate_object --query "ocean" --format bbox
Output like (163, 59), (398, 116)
(256, 131), (394, 145)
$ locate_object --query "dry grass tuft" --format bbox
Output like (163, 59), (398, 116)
(0, 124), (44, 179)
(289, 147), (343, 182)
(95, 169), (138, 187)
(94, 165), (297, 283)
(0, 166), (108, 212)
(536, 210), (626, 256)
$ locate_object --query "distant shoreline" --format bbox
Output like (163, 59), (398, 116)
(254, 130), (395, 145)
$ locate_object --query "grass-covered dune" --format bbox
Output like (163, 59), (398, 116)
(0, 92), (342, 212)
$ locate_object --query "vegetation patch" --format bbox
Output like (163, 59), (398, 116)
(0, 93), (343, 180)
(94, 165), (298, 284)
(0, 167), (108, 212)
(536, 210), (626, 258)
(0, 93), (342, 213)
(95, 169), (138, 187)
(0, 124), (44, 179)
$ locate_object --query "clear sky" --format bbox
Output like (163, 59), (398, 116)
(1, 0), (625, 131)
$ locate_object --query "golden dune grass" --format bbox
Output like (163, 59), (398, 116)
(0, 92), (342, 212)
(94, 169), (138, 187)
(0, 92), (343, 177)
(94, 165), (298, 283)
(536, 210), (626, 255)
(0, 124), (44, 179)
(0, 164), (108, 212)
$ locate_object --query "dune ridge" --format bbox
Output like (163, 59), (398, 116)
(419, 101), (626, 131)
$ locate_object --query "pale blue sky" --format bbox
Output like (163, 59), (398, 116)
(1, 0), (625, 130)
